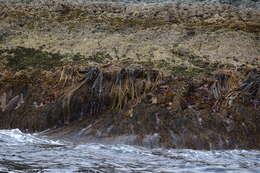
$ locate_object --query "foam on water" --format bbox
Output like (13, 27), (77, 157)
(0, 129), (260, 173)
(0, 129), (61, 145)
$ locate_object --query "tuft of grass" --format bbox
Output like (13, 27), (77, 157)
(87, 52), (112, 63)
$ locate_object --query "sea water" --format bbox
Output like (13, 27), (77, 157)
(0, 129), (259, 173)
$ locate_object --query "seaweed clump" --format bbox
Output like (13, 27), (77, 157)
(61, 66), (161, 123)
(209, 69), (260, 109)
(227, 70), (260, 106)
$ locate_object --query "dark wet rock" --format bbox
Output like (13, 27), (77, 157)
(1, 64), (258, 149)
(142, 134), (161, 148)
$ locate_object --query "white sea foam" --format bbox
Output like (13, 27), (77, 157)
(0, 129), (259, 173)
(0, 129), (61, 145)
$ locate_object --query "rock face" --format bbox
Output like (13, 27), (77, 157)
(0, 63), (259, 149)
(1, 0), (260, 8)
(0, 1), (259, 69)
(0, 0), (259, 149)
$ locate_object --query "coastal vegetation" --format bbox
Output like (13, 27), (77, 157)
(0, 0), (259, 149)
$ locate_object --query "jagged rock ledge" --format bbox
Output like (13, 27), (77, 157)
(0, 1), (259, 149)
(0, 54), (259, 149)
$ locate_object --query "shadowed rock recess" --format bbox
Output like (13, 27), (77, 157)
(0, 0), (259, 149)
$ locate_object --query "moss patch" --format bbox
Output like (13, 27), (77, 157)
(87, 52), (112, 64)
(0, 47), (63, 70)
(0, 47), (87, 71)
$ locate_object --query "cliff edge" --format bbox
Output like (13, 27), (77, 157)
(0, 0), (259, 149)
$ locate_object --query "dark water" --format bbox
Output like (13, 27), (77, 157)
(0, 129), (259, 173)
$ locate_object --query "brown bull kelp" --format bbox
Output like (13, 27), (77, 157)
(209, 69), (260, 109)
(0, 63), (259, 149)
(210, 70), (239, 100)
(226, 69), (260, 107)
(0, 0), (259, 150)
(61, 66), (161, 123)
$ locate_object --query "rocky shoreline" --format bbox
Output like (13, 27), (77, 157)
(0, 0), (259, 149)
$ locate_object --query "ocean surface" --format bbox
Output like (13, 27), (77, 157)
(0, 129), (259, 173)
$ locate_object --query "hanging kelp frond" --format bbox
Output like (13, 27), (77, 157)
(110, 67), (161, 110)
(210, 70), (239, 100)
(0, 92), (24, 112)
(62, 66), (101, 122)
(61, 66), (161, 123)
(210, 69), (260, 108)
(0, 92), (7, 112)
(238, 70), (260, 99)
(58, 65), (81, 87)
(225, 70), (260, 107)
(87, 68), (106, 116)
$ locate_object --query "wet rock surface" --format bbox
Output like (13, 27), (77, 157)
(0, 0), (259, 149)
(0, 62), (259, 149)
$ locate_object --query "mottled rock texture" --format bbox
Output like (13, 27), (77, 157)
(1, 1), (259, 69)
(0, 0), (259, 149)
